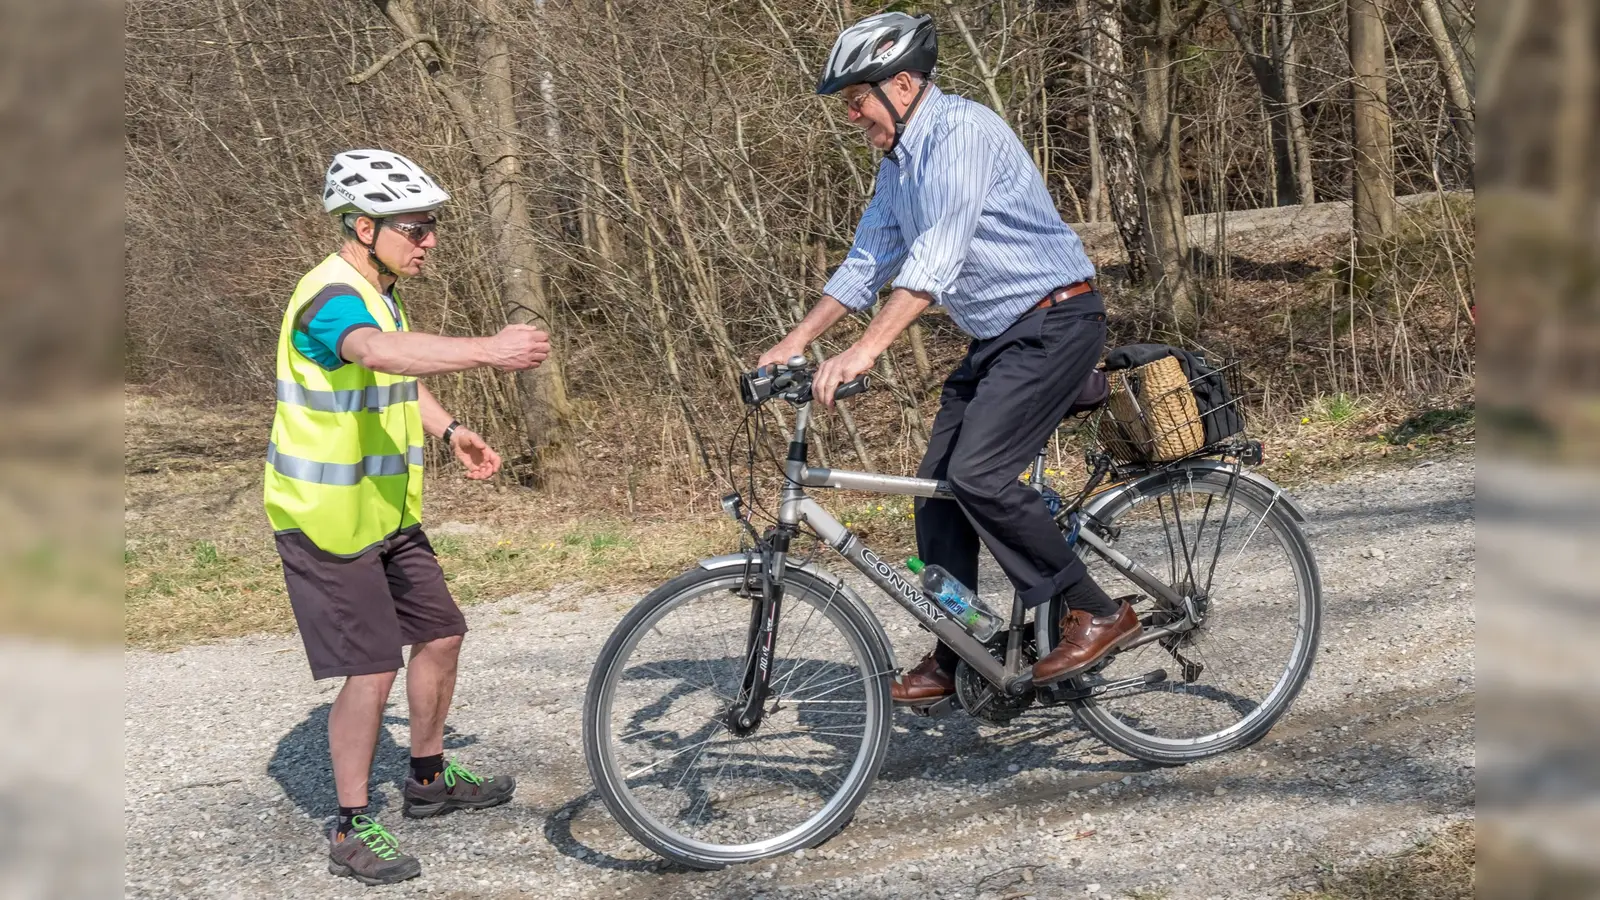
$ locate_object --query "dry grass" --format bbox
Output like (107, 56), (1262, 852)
(0, 395), (123, 644)
(124, 379), (1470, 650)
(123, 390), (932, 650)
(1293, 821), (1475, 900)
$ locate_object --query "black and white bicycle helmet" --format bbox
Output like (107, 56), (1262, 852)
(815, 12), (937, 96)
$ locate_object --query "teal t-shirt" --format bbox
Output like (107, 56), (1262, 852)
(291, 283), (400, 369)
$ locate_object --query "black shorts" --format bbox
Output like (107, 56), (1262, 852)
(277, 526), (468, 680)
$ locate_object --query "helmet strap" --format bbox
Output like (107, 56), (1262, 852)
(359, 216), (396, 282)
(876, 77), (932, 160)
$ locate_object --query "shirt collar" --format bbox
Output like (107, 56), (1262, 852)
(888, 82), (945, 166)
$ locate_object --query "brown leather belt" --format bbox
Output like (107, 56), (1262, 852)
(1034, 280), (1096, 311)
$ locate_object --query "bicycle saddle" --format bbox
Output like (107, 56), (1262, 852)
(1065, 369), (1108, 418)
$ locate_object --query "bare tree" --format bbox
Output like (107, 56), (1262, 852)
(1278, 0), (1316, 205)
(1220, 0), (1302, 205)
(359, 0), (580, 484)
(125, 0), (1478, 484)
(1087, 0), (1147, 282)
(1350, 0), (1397, 293)
(1415, 0), (1474, 157)
(1128, 0), (1211, 332)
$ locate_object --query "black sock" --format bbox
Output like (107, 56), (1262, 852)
(932, 641), (960, 672)
(1058, 575), (1119, 618)
(411, 753), (445, 784)
(336, 805), (368, 839)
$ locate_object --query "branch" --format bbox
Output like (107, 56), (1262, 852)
(1174, 0), (1214, 38)
(941, 0), (1007, 117)
(347, 33), (441, 84)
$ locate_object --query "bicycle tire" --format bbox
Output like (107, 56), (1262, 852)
(582, 564), (893, 869)
(1058, 467), (1321, 765)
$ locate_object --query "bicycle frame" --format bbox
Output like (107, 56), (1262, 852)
(756, 402), (1201, 701)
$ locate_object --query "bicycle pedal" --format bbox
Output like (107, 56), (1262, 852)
(903, 696), (959, 718)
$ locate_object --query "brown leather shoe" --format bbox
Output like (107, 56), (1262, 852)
(1032, 601), (1141, 684)
(891, 653), (956, 704)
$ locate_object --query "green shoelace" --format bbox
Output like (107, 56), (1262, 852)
(440, 760), (490, 789)
(348, 815), (402, 860)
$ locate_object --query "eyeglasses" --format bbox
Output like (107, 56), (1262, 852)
(385, 218), (438, 242)
(841, 89), (877, 114)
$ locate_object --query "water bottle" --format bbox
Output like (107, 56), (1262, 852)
(905, 558), (1004, 641)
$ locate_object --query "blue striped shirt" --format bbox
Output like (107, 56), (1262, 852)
(823, 84), (1097, 340)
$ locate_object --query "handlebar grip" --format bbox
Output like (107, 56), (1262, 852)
(832, 374), (871, 402)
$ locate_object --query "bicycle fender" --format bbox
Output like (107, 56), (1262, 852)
(1083, 462), (1308, 524)
(696, 554), (899, 672)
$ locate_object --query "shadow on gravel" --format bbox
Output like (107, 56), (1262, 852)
(1300, 495), (1473, 529)
(541, 789), (695, 874)
(267, 703), (479, 819)
(878, 709), (1157, 787)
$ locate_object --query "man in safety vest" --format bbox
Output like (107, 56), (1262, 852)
(265, 149), (549, 885)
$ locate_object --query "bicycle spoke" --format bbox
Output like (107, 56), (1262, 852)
(594, 570), (885, 858)
(1080, 475), (1314, 751)
(626, 728), (732, 780)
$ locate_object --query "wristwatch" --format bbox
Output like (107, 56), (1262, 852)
(441, 420), (462, 445)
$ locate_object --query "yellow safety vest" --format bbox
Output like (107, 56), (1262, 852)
(264, 253), (424, 556)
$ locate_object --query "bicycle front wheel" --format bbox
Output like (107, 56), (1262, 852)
(582, 564), (893, 869)
(1063, 468), (1321, 764)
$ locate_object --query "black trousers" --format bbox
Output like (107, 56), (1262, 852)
(914, 294), (1114, 666)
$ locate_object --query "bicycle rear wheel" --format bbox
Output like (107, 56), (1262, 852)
(582, 565), (893, 869)
(1057, 468), (1321, 764)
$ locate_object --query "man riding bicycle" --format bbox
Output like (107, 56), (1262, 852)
(758, 12), (1139, 704)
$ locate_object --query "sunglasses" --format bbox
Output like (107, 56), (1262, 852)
(385, 218), (439, 242)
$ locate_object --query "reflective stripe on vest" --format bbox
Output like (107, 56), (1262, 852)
(274, 379), (420, 413)
(267, 442), (424, 486)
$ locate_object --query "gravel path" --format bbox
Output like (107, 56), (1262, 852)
(125, 457), (1475, 899)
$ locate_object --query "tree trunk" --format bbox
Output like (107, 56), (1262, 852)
(1090, 0), (1146, 282)
(1555, 0), (1594, 234)
(1134, 1), (1196, 333)
(1220, 0), (1300, 205)
(367, 0), (578, 484)
(1079, 0), (1111, 222)
(1279, 0), (1317, 204)
(1349, 0), (1397, 293)
(1415, 0), (1475, 155)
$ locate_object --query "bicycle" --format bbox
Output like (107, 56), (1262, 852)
(582, 359), (1321, 869)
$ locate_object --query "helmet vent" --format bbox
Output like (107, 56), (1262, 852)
(323, 149), (450, 216)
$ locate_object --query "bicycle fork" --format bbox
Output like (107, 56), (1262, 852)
(727, 532), (791, 734)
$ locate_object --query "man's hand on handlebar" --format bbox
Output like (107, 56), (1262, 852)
(757, 339), (807, 370)
(739, 359), (870, 406)
(813, 344), (878, 410)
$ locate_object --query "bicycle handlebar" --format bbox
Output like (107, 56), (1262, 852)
(739, 364), (871, 407)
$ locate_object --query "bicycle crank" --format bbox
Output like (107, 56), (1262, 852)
(955, 658), (1036, 725)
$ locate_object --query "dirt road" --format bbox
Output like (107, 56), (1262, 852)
(125, 455), (1474, 899)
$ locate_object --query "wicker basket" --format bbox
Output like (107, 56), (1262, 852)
(1102, 356), (1207, 463)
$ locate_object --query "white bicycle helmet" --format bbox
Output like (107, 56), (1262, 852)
(816, 12), (937, 96)
(322, 149), (450, 217)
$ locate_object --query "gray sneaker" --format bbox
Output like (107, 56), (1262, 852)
(403, 760), (516, 818)
(327, 815), (422, 886)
